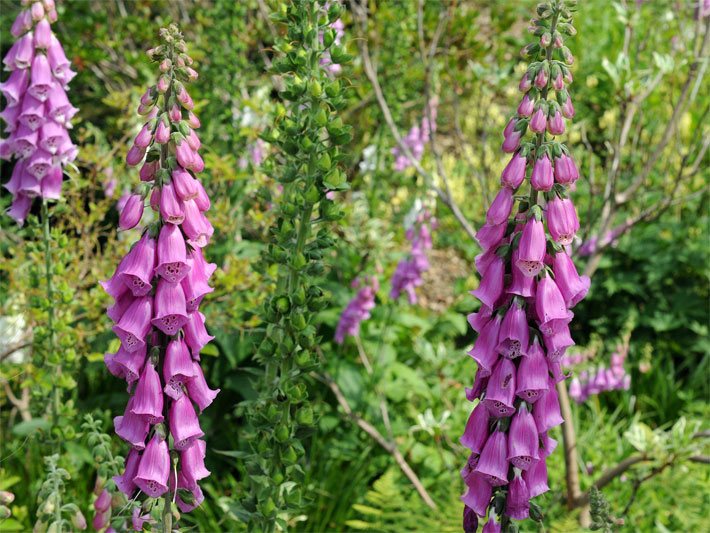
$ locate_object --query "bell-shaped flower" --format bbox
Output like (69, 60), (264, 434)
(119, 194), (144, 230)
(533, 381), (564, 433)
(112, 296), (152, 353)
(507, 246), (536, 297)
(184, 311), (214, 357)
(472, 256), (505, 310)
(151, 278), (189, 335)
(155, 223), (190, 283)
(515, 339), (549, 403)
(535, 276), (572, 335)
(104, 344), (146, 386)
(117, 233), (156, 297)
(501, 152), (527, 189)
(529, 107), (547, 133)
(543, 323), (575, 362)
(461, 474), (492, 517)
(507, 405), (539, 470)
(474, 430), (509, 486)
(460, 402), (490, 454)
(496, 300), (529, 358)
(112, 448), (141, 497)
(517, 94), (534, 116)
(523, 458), (549, 498)
(170, 394), (204, 450)
(486, 187), (514, 225)
(547, 110), (565, 136)
(159, 181), (185, 224)
(180, 439), (210, 489)
(530, 153), (553, 191)
(546, 196), (579, 245)
(172, 167), (199, 201)
(482, 358), (516, 417)
(552, 251), (590, 307)
(505, 473), (530, 520)
(182, 248), (214, 312)
(182, 199), (214, 248)
(131, 362), (164, 424)
(134, 433), (170, 498)
(515, 217), (545, 277)
(186, 361), (220, 412)
(467, 313), (503, 377)
(163, 339), (197, 400)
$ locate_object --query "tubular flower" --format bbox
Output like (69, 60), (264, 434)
(460, 2), (586, 529)
(390, 207), (437, 305)
(103, 26), (218, 514)
(562, 342), (631, 403)
(335, 275), (379, 344)
(1, 1), (77, 224)
(392, 98), (439, 171)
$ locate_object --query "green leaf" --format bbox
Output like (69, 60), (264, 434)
(11, 418), (51, 437)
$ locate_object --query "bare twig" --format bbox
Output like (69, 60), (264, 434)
(0, 342), (31, 363)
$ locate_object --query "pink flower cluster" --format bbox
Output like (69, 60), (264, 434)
(391, 98), (438, 172)
(320, 16), (345, 75)
(565, 346), (631, 403)
(461, 4), (587, 530)
(102, 27), (218, 514)
(0, 0), (78, 224)
(390, 210), (436, 305)
(335, 275), (379, 344)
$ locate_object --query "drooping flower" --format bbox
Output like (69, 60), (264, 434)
(104, 25), (217, 515)
(1, 2), (77, 224)
(461, 3), (586, 528)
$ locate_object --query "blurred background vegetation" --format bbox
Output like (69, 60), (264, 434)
(0, 0), (708, 531)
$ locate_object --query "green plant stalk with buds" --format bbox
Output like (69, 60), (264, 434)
(237, 1), (352, 530)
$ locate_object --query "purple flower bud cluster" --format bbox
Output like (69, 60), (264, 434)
(102, 27), (218, 514)
(0, 0), (78, 225)
(461, 3), (586, 528)
(565, 345), (631, 403)
(335, 275), (379, 344)
(390, 210), (437, 305)
(391, 98), (439, 172)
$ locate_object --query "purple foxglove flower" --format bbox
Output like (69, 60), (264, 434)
(151, 278), (189, 335)
(461, 451), (480, 485)
(551, 251), (590, 307)
(41, 167), (63, 199)
(131, 362), (164, 424)
(18, 95), (45, 132)
(159, 181), (185, 224)
(474, 430), (508, 486)
(39, 120), (68, 154)
(554, 154), (579, 184)
(507, 405), (539, 470)
(461, 474), (492, 517)
(530, 153), (553, 191)
(118, 233), (156, 297)
(180, 439), (210, 488)
(140, 160), (159, 182)
(113, 448), (141, 497)
(132, 507), (154, 531)
(186, 129), (201, 151)
(535, 276), (572, 335)
(119, 194), (144, 230)
(18, 172), (40, 197)
(472, 256), (505, 310)
(475, 247), (497, 276)
(134, 433), (170, 498)
(194, 180), (211, 211)
(169, 103), (182, 121)
(335, 276), (378, 343)
(548, 359), (567, 383)
(92, 509), (110, 531)
(104, 345), (146, 386)
(506, 474), (530, 520)
(501, 152), (527, 189)
(502, 129), (522, 153)
(94, 489), (111, 513)
(515, 217), (546, 277)
(177, 86), (194, 110)
(568, 377), (583, 402)
(11, 10), (32, 37)
(496, 300), (529, 358)
(172, 167), (199, 201)
(112, 296), (152, 353)
(546, 196), (579, 245)
(46, 85), (78, 124)
(7, 194), (32, 224)
(106, 290), (132, 324)
(170, 394), (205, 450)
(182, 199), (214, 248)
(507, 247), (536, 297)
(463, 506), (478, 533)
(133, 123), (153, 148)
(519, 72), (532, 91)
(155, 223), (190, 283)
(460, 402), (490, 454)
(155, 119), (170, 143)
(185, 361), (219, 412)
(534, 68), (548, 89)
(503, 118), (516, 138)
(47, 36), (75, 83)
(523, 457), (549, 498)
(561, 98), (575, 119)
(163, 339), (197, 400)
(486, 187), (514, 225)
(0, 69), (29, 107)
(529, 107), (547, 133)
(547, 110), (565, 135)
(175, 140), (198, 171)
(8, 33), (34, 70)
(114, 397), (149, 449)
(468, 313), (503, 376)
(533, 381), (564, 433)
(482, 358), (517, 417)
(184, 311), (214, 356)
(187, 111), (201, 129)
(543, 324), (575, 361)
(482, 514), (501, 533)
(467, 305), (492, 333)
(26, 149), (53, 179)
(126, 145), (146, 166)
(467, 369), (489, 401)
(552, 73), (565, 91)
(475, 221), (507, 251)
(517, 94), (534, 116)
